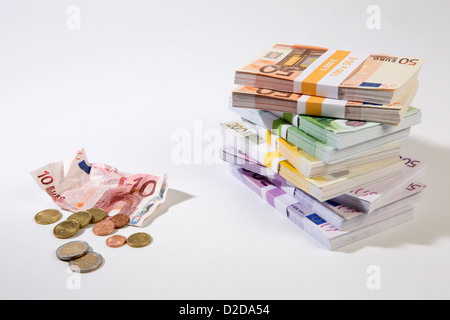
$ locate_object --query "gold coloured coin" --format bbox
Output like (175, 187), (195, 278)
(87, 208), (108, 224)
(67, 211), (92, 228)
(127, 232), (152, 248)
(69, 252), (104, 273)
(34, 209), (62, 225)
(53, 220), (80, 239)
(56, 241), (89, 261)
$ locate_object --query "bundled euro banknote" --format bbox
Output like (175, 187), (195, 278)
(222, 43), (426, 250)
(235, 43), (423, 105)
(31, 148), (168, 227)
(230, 166), (422, 250)
(273, 107), (422, 149)
(232, 83), (417, 125)
(221, 120), (404, 202)
(232, 106), (419, 163)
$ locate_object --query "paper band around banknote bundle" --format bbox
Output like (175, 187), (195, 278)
(231, 166), (300, 217)
(293, 49), (370, 99)
(269, 117), (293, 141)
(222, 121), (287, 173)
(294, 95), (347, 118)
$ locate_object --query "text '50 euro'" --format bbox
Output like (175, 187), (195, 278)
(235, 43), (424, 105)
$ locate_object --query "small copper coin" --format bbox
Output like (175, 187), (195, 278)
(109, 214), (130, 228)
(106, 235), (127, 248)
(92, 220), (115, 236)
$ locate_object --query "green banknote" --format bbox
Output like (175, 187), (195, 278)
(232, 107), (412, 164)
(276, 107), (421, 148)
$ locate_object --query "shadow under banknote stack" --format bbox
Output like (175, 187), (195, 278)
(221, 43), (426, 250)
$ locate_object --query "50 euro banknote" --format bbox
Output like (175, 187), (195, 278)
(235, 43), (423, 105)
(30, 149), (168, 227)
(232, 83), (417, 125)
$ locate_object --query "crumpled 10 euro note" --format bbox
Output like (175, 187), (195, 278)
(30, 148), (168, 227)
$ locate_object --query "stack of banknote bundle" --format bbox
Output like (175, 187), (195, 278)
(222, 43), (426, 250)
(233, 43), (424, 125)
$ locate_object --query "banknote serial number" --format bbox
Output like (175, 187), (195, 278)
(179, 304), (270, 317)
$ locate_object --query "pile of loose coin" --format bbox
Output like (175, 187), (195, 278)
(51, 208), (110, 239)
(34, 208), (153, 273)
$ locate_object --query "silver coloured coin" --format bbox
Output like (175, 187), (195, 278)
(56, 241), (90, 262)
(68, 252), (104, 273)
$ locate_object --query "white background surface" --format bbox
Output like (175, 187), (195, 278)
(1, 0), (449, 300)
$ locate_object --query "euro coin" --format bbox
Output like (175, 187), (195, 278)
(69, 252), (103, 273)
(67, 211), (92, 228)
(106, 235), (127, 248)
(109, 214), (130, 228)
(34, 209), (62, 225)
(127, 232), (152, 248)
(56, 241), (89, 261)
(87, 208), (108, 224)
(53, 220), (80, 239)
(92, 220), (115, 236)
